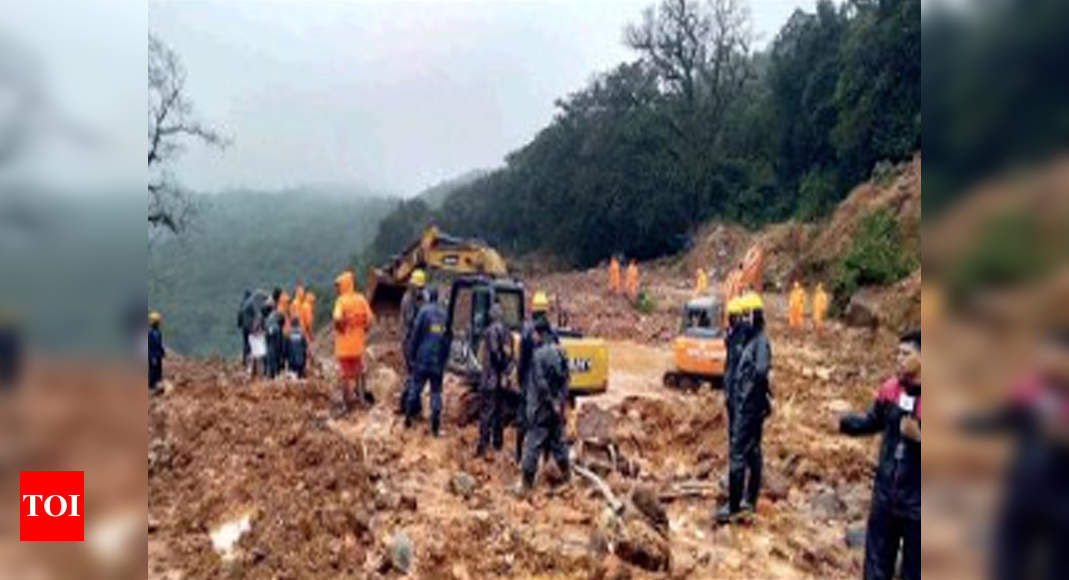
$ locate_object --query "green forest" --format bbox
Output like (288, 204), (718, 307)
(365, 0), (920, 267)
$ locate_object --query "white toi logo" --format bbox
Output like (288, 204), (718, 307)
(21, 495), (81, 517)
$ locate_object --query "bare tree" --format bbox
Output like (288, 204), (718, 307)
(624, 0), (753, 114)
(148, 33), (229, 235)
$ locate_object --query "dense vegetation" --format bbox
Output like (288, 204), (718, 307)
(369, 0), (920, 266)
(831, 207), (917, 308)
(149, 189), (395, 355)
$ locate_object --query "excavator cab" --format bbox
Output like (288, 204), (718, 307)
(444, 276), (608, 396)
(664, 296), (727, 390)
(444, 276), (524, 381)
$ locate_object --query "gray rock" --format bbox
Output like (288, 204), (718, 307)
(450, 472), (477, 498)
(844, 295), (879, 329)
(389, 531), (412, 573)
(845, 525), (866, 549)
(811, 489), (847, 520)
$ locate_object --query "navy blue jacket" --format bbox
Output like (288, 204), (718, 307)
(406, 302), (450, 375)
(148, 327), (165, 363)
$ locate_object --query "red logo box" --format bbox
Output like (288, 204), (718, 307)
(19, 471), (84, 541)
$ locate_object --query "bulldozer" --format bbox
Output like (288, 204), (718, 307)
(444, 275), (609, 397)
(365, 225), (509, 314)
(662, 243), (763, 390)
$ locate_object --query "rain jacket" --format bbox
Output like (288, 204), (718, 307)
(812, 287), (828, 325)
(840, 377), (921, 520)
(609, 257), (621, 293)
(526, 341), (570, 426)
(332, 272), (373, 359)
(400, 287), (425, 341)
(291, 287), (305, 321)
(277, 291), (291, 333)
(518, 314), (557, 393)
(406, 301), (449, 375)
(734, 329), (772, 420)
(301, 293), (315, 342)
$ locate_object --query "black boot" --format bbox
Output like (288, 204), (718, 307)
(430, 416), (440, 438)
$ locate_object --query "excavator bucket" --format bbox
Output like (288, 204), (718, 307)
(366, 267), (408, 316)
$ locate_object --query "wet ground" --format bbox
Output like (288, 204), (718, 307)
(149, 266), (901, 579)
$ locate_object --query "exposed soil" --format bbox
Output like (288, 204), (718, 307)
(149, 260), (904, 579)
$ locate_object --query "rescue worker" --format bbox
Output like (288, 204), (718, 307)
(718, 292), (772, 524)
(265, 301), (285, 379)
(477, 303), (514, 457)
(519, 317), (571, 492)
(399, 269), (428, 414)
(609, 256), (621, 295)
(148, 311), (165, 393)
(405, 286), (450, 436)
(812, 282), (828, 330)
(625, 260), (639, 301)
(333, 271), (374, 414)
(300, 291), (316, 376)
(694, 267), (708, 297)
(839, 330), (920, 580)
(788, 280), (805, 330)
(291, 285), (305, 322)
(516, 291), (557, 462)
(287, 320), (308, 379)
(723, 296), (748, 446)
(238, 289), (251, 365)
(276, 289), (291, 371)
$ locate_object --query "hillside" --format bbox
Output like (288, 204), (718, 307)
(148, 189), (396, 356)
(415, 169), (491, 210)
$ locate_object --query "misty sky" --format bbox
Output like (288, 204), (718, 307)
(150, 0), (812, 197)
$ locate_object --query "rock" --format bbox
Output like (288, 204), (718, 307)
(389, 531), (413, 573)
(844, 295), (879, 329)
(670, 547), (697, 578)
(764, 470), (789, 502)
(451, 563), (472, 580)
(692, 460), (714, 480)
(400, 494), (418, 511)
(577, 404), (616, 441)
(592, 554), (633, 580)
(615, 517), (670, 571)
(815, 366), (833, 382)
(827, 399), (852, 414)
(811, 489), (847, 520)
(845, 525), (866, 549)
(450, 472), (477, 499)
(630, 486), (669, 534)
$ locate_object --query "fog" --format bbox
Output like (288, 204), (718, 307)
(149, 0), (808, 196)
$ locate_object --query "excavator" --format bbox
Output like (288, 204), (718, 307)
(444, 275), (609, 424)
(663, 243), (763, 390)
(365, 225), (509, 313)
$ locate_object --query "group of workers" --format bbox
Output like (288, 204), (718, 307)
(788, 280), (829, 330)
(238, 284), (317, 380)
(608, 255), (640, 301)
(396, 269), (571, 493)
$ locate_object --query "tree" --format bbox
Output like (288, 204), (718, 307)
(148, 33), (228, 237)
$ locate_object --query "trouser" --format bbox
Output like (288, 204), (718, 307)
(993, 489), (1069, 580)
(477, 371), (505, 453)
(241, 331), (249, 365)
(515, 385), (528, 462)
(149, 359), (162, 390)
(863, 501), (920, 580)
(406, 369), (443, 431)
(290, 360), (305, 378)
(522, 413), (569, 487)
(266, 341), (279, 378)
(728, 411), (764, 511)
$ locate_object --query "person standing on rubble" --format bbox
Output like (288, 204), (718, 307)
(148, 311), (165, 393)
(609, 255), (621, 295)
(718, 292), (772, 524)
(812, 282), (828, 331)
(333, 270), (374, 415)
(626, 259), (640, 301)
(405, 286), (450, 436)
(399, 269), (427, 414)
(839, 330), (920, 580)
(518, 317), (571, 493)
(237, 289), (251, 366)
(477, 302), (514, 458)
(723, 297), (747, 450)
(694, 267), (708, 297)
(516, 291), (557, 462)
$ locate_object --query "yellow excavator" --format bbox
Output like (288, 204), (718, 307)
(663, 243), (763, 390)
(366, 225), (509, 313)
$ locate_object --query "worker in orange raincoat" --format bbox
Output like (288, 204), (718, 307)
(609, 256), (621, 295)
(812, 283), (828, 330)
(291, 285), (305, 321)
(333, 271), (374, 414)
(694, 267), (708, 297)
(788, 281), (806, 330)
(301, 292), (316, 343)
(625, 260), (639, 301)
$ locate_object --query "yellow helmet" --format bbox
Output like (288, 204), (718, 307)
(740, 292), (764, 312)
(531, 291), (550, 312)
(726, 297), (744, 315)
(410, 269), (427, 287)
(148, 310), (162, 324)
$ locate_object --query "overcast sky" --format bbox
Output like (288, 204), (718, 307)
(145, 0), (812, 197)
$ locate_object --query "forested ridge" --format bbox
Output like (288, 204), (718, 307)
(365, 0), (920, 267)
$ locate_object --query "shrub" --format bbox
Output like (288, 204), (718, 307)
(634, 289), (657, 314)
(832, 208), (916, 306)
